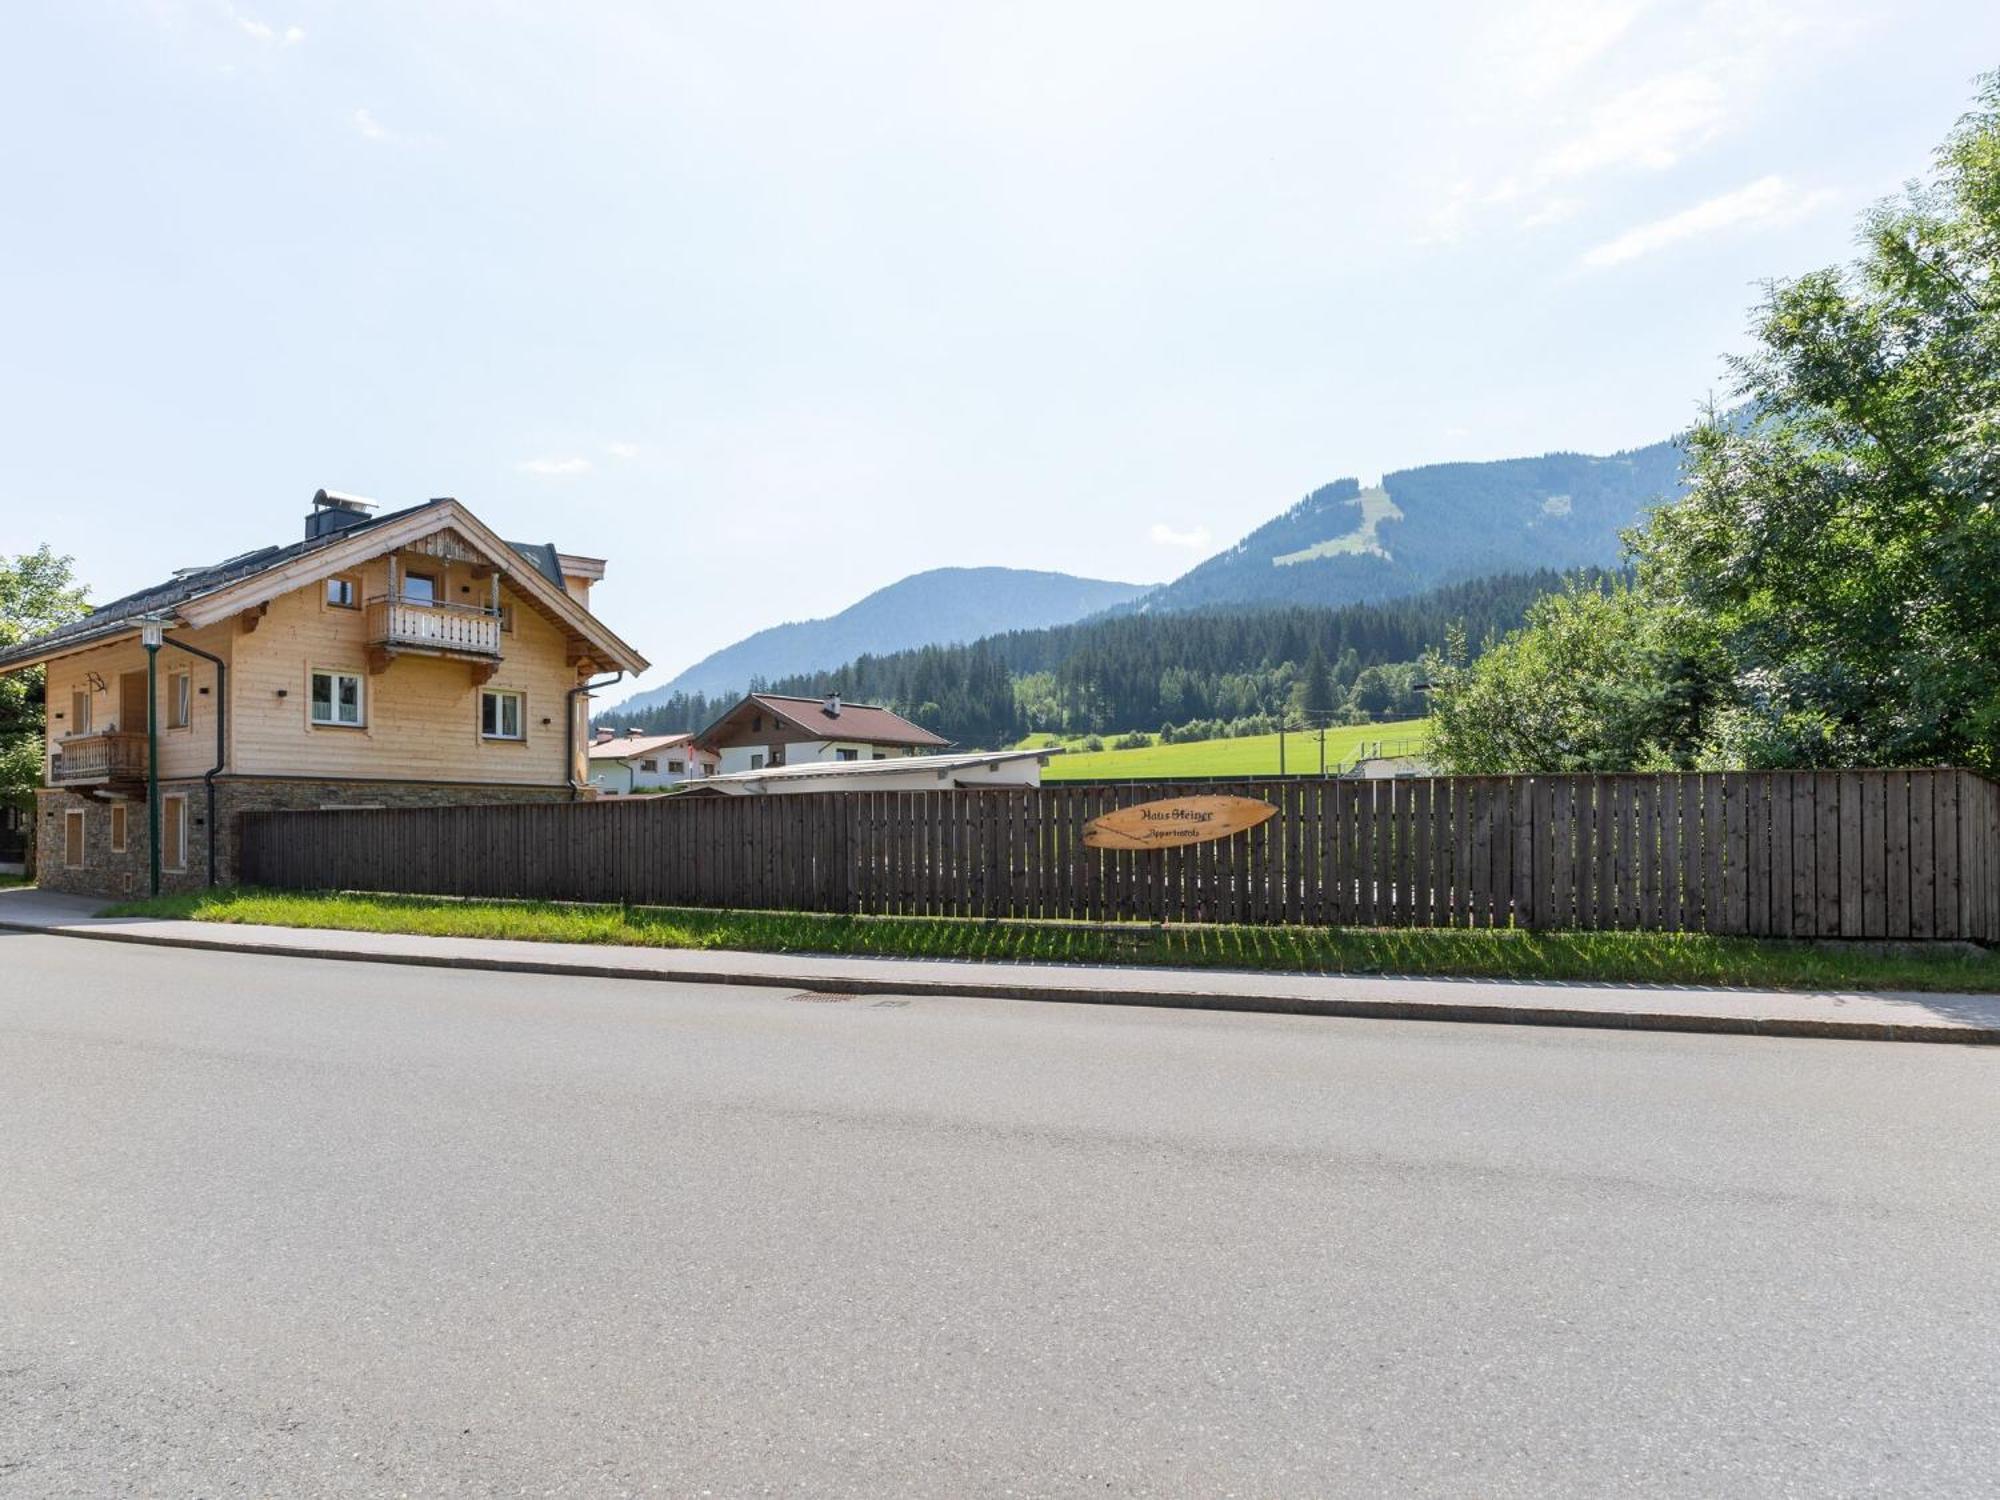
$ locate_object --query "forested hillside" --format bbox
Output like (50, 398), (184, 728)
(611, 566), (1146, 709)
(1143, 441), (1683, 612)
(598, 569), (1585, 748)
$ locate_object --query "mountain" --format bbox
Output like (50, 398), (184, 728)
(1138, 437), (1685, 613)
(611, 566), (1147, 711)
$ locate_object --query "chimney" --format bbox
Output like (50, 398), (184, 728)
(824, 692), (841, 717)
(594, 727), (615, 744)
(307, 488), (379, 541)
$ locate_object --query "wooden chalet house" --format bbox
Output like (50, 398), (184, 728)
(0, 490), (647, 896)
(695, 692), (949, 775)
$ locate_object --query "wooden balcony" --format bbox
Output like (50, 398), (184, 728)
(365, 597), (503, 675)
(51, 731), (148, 789)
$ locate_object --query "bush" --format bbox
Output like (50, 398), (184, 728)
(1112, 730), (1151, 750)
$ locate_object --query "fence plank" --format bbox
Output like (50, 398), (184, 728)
(1885, 771), (1911, 939)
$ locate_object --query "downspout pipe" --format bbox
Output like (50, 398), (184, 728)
(164, 634), (227, 887)
(567, 670), (624, 800)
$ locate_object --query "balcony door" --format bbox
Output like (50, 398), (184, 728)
(402, 571), (438, 606)
(118, 671), (148, 735)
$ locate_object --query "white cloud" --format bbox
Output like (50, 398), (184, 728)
(352, 107), (390, 142)
(606, 441), (641, 460)
(1537, 66), (1729, 179)
(228, 9), (302, 46)
(1150, 522), (1212, 551)
(1580, 174), (1833, 267)
(516, 456), (594, 477)
(1505, 0), (1653, 98)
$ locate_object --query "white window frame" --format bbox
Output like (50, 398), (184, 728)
(480, 688), (525, 741)
(168, 669), (192, 730)
(70, 688), (92, 736)
(310, 668), (365, 728)
(325, 575), (360, 610)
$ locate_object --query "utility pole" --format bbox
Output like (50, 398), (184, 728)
(141, 620), (162, 897)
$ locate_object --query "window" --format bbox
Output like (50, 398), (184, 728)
(749, 753), (765, 771)
(480, 689), (524, 740)
(639, 758), (658, 773)
(836, 748), (859, 761)
(70, 689), (91, 735)
(667, 760), (684, 774)
(163, 794), (188, 872)
(873, 753), (887, 761)
(325, 576), (359, 609)
(110, 803), (127, 853)
(310, 669), (364, 727)
(402, 571), (438, 605)
(168, 671), (191, 729)
(64, 810), (85, 868)
(498, 603), (516, 633)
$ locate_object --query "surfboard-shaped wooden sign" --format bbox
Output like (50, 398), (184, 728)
(1083, 795), (1277, 852)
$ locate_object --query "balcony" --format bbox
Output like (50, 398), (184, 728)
(51, 731), (148, 789)
(365, 596), (503, 671)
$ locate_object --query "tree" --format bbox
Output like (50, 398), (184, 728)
(1294, 644), (1336, 721)
(1430, 75), (2000, 774)
(1424, 582), (1724, 773)
(1, 546), (91, 823)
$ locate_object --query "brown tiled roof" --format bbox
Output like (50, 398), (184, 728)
(750, 694), (950, 747)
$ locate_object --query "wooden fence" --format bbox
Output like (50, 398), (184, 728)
(240, 769), (2000, 941)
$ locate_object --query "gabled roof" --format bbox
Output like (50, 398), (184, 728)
(695, 692), (951, 750)
(588, 732), (699, 761)
(0, 498), (645, 675)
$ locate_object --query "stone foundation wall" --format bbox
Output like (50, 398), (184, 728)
(34, 779), (581, 899)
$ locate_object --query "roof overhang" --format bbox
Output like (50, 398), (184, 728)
(175, 500), (647, 675)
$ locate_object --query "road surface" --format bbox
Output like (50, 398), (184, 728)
(2, 932), (1995, 1497)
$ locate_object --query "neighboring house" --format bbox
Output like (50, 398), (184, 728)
(0, 488), (647, 897)
(588, 729), (717, 793)
(685, 746), (1055, 796)
(695, 692), (949, 774)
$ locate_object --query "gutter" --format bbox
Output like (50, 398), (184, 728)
(163, 633), (227, 887)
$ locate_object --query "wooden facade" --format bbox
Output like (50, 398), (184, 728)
(241, 769), (2000, 941)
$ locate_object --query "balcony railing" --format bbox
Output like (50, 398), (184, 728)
(365, 597), (503, 658)
(51, 730), (148, 786)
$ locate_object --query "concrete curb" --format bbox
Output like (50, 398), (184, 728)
(6, 916), (1996, 1046)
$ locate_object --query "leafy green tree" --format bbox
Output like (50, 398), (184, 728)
(1431, 75), (2000, 774)
(1425, 581), (1725, 773)
(1633, 80), (2000, 771)
(1, 546), (91, 820)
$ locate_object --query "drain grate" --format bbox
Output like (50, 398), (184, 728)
(787, 991), (859, 1004)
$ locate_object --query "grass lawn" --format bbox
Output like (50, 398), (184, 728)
(1038, 719), (1428, 780)
(0, 873), (28, 889)
(103, 887), (2000, 993)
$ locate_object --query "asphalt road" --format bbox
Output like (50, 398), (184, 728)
(1, 933), (1996, 1498)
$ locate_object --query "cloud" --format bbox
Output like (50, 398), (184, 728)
(1506, 0), (1653, 98)
(606, 442), (641, 460)
(1150, 523), (1213, 551)
(228, 9), (303, 46)
(516, 456), (594, 477)
(1536, 66), (1729, 179)
(352, 107), (391, 142)
(1580, 174), (1833, 267)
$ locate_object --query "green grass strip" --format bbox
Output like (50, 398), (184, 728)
(99, 887), (2000, 993)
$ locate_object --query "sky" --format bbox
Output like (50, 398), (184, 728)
(3, 1), (1995, 692)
